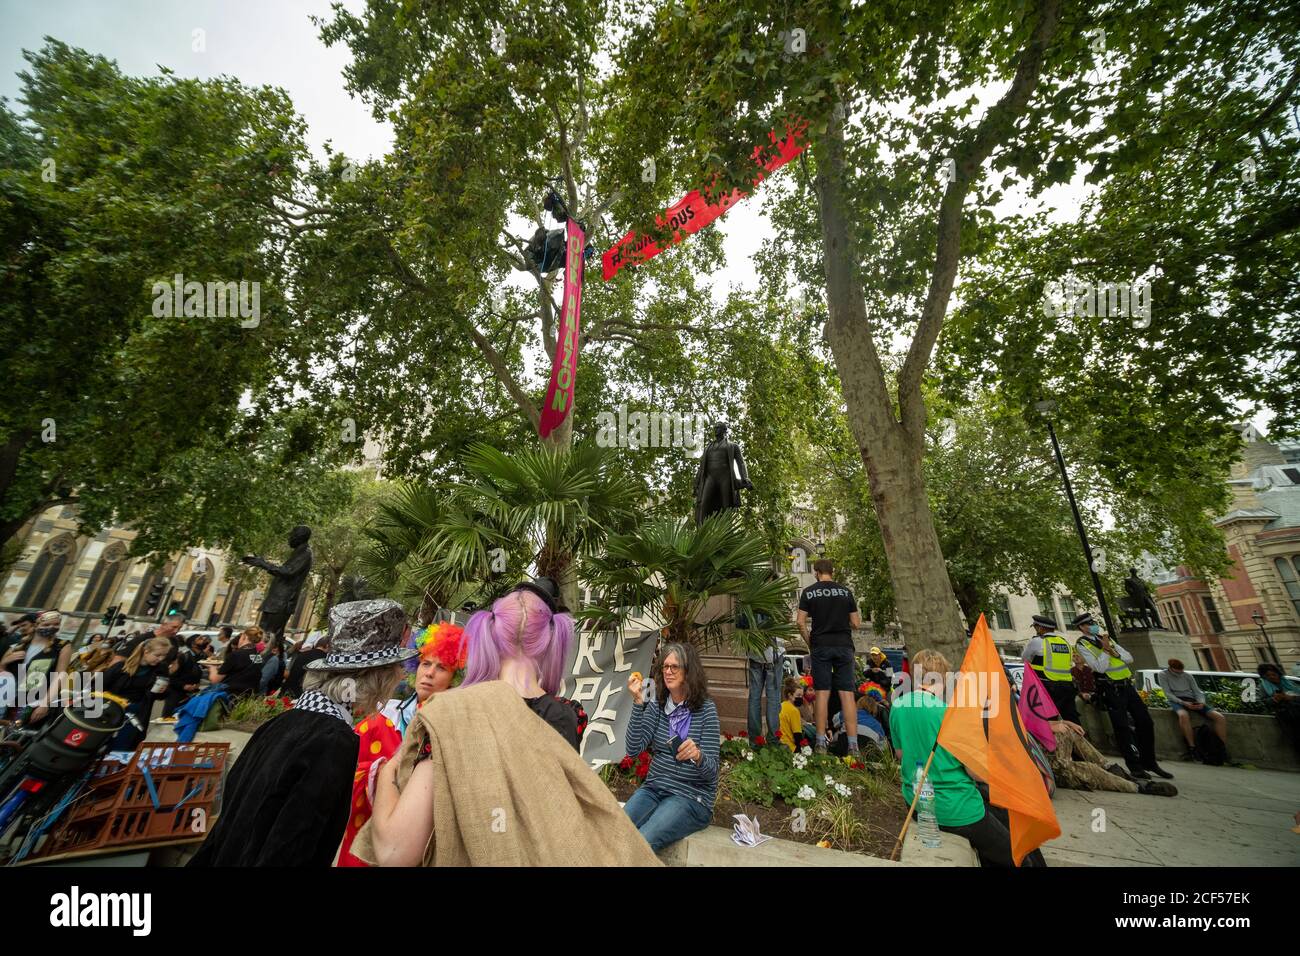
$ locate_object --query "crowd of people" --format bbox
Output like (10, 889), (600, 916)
(3, 555), (1299, 868)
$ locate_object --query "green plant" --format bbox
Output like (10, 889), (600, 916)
(222, 695), (292, 727)
(808, 793), (872, 851)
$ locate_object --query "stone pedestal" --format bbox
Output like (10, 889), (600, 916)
(695, 593), (750, 735)
(1115, 628), (1196, 670)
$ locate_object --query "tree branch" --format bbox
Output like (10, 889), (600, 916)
(897, 0), (1062, 441)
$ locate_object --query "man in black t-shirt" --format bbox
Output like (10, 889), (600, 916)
(210, 632), (265, 698)
(797, 559), (862, 755)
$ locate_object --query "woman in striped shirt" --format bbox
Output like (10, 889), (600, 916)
(623, 641), (720, 851)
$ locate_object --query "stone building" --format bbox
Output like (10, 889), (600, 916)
(1155, 426), (1300, 672)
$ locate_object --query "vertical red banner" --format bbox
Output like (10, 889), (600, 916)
(538, 219), (586, 438)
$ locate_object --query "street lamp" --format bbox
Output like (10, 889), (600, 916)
(1251, 611), (1278, 665)
(1034, 399), (1121, 641)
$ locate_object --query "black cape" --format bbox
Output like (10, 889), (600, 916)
(188, 708), (358, 867)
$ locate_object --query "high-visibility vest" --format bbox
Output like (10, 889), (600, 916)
(1082, 637), (1132, 681)
(1030, 635), (1074, 682)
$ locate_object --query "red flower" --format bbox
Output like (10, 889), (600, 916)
(738, 731), (748, 737)
(619, 756), (634, 771)
(775, 730), (783, 739)
(851, 761), (864, 771)
(754, 735), (766, 746)
(724, 733), (733, 740)
(635, 764), (649, 779)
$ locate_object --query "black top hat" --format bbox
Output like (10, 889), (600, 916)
(512, 577), (567, 614)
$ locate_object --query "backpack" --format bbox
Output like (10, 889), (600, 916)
(1194, 723), (1226, 766)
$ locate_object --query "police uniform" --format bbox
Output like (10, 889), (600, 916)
(1021, 613), (1079, 722)
(1072, 612), (1171, 780)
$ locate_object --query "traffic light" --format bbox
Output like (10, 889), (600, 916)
(166, 600), (184, 616)
(143, 581), (166, 616)
(113, 611), (126, 629)
(101, 604), (118, 627)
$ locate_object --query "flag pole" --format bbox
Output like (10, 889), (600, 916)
(889, 748), (937, 861)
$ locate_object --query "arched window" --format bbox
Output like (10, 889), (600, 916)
(15, 534), (76, 610)
(220, 583), (242, 622)
(76, 543), (128, 613)
(182, 568), (210, 620)
(1274, 556), (1300, 620)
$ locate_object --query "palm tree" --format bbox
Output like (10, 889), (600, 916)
(429, 441), (647, 610)
(580, 511), (796, 654)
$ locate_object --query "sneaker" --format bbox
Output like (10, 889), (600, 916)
(1127, 765), (1151, 780)
(1147, 765), (1175, 779)
(814, 744), (828, 756)
(1105, 763), (1135, 781)
(1138, 780), (1178, 797)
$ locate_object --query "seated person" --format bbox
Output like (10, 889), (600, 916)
(1048, 719), (1176, 797)
(1259, 663), (1300, 757)
(207, 627), (265, 700)
(1157, 659), (1228, 761)
(830, 694), (889, 756)
(778, 677), (804, 751)
(890, 648), (1045, 867)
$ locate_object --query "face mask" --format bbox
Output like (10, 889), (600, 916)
(1090, 625), (1101, 636)
(36, 626), (58, 638)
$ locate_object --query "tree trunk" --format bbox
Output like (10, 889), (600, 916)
(813, 118), (967, 665)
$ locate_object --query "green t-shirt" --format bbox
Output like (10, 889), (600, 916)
(890, 690), (985, 827)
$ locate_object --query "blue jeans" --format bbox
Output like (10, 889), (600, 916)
(623, 784), (713, 851)
(747, 656), (783, 739)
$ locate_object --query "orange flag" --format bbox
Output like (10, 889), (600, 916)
(936, 614), (1060, 865)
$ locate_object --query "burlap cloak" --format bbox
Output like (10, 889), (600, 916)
(352, 680), (663, 866)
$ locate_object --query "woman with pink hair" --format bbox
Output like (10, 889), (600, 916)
(356, 580), (653, 867)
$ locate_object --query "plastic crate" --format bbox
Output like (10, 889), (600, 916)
(35, 741), (229, 858)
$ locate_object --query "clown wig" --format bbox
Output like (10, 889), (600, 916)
(421, 620), (468, 682)
(461, 588), (574, 695)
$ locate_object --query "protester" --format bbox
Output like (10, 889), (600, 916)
(797, 559), (862, 755)
(356, 580), (655, 866)
(746, 631), (784, 741)
(72, 646), (116, 674)
(281, 635), (328, 699)
(189, 600), (415, 867)
(831, 694), (889, 755)
(1021, 613), (1080, 722)
(215, 625), (234, 656)
(3, 610), (74, 727)
(1074, 613), (1172, 780)
(206, 627), (265, 700)
(259, 636), (287, 695)
(0, 613), (38, 670)
(1258, 663), (1300, 756)
(162, 636), (205, 718)
(339, 621), (468, 866)
(1070, 649), (1096, 704)
(863, 646), (893, 692)
(779, 677), (804, 751)
(118, 610), (186, 664)
(1157, 659), (1229, 761)
(1048, 719), (1176, 796)
(621, 641), (720, 851)
(891, 649), (1045, 867)
(379, 621), (467, 735)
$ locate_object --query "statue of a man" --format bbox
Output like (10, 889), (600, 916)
(1123, 567), (1163, 630)
(242, 526), (314, 639)
(694, 423), (753, 525)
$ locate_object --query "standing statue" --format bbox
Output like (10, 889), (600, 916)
(1123, 567), (1163, 630)
(242, 525), (314, 639)
(694, 422), (753, 525)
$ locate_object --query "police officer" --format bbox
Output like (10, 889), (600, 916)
(1021, 613), (1080, 723)
(1073, 612), (1172, 781)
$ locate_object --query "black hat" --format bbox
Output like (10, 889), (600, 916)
(1071, 611), (1095, 630)
(16, 612), (39, 625)
(513, 577), (567, 614)
(1031, 614), (1057, 630)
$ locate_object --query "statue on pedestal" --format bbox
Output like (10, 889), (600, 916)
(242, 525), (314, 639)
(694, 423), (753, 525)
(1119, 567), (1163, 630)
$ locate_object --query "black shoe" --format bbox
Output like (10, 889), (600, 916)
(1147, 765), (1175, 779)
(1105, 763), (1135, 781)
(1138, 780), (1178, 797)
(1182, 748), (1198, 762)
(1127, 766), (1151, 780)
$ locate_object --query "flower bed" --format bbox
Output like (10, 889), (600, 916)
(220, 694), (295, 732)
(1139, 685), (1271, 715)
(601, 732), (909, 859)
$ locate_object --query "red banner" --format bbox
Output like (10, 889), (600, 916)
(538, 219), (586, 438)
(601, 121), (809, 281)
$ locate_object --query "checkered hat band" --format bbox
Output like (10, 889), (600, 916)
(321, 648), (404, 667)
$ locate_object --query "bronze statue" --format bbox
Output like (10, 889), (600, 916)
(1122, 567), (1163, 630)
(693, 423), (753, 525)
(242, 526), (314, 639)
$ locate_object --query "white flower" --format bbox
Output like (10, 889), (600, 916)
(834, 783), (851, 798)
(796, 785), (815, 801)
(792, 754), (807, 769)
(745, 752), (755, 761)
(823, 774), (835, 785)
(801, 745), (813, 756)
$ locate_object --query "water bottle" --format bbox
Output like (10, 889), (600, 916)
(914, 762), (941, 849)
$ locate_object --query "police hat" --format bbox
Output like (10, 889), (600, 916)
(1031, 614), (1056, 630)
(1071, 611), (1095, 630)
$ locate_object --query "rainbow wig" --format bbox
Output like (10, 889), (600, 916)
(421, 621), (468, 685)
(461, 588), (574, 696)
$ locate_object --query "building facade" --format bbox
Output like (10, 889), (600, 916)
(1155, 426), (1300, 672)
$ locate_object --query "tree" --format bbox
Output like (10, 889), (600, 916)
(0, 41), (315, 551)
(602, 0), (1295, 661)
(580, 511), (795, 653)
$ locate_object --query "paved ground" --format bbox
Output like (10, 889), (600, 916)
(1042, 760), (1300, 867)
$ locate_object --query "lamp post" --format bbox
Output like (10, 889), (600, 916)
(1251, 611), (1278, 665)
(1034, 400), (1121, 641)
